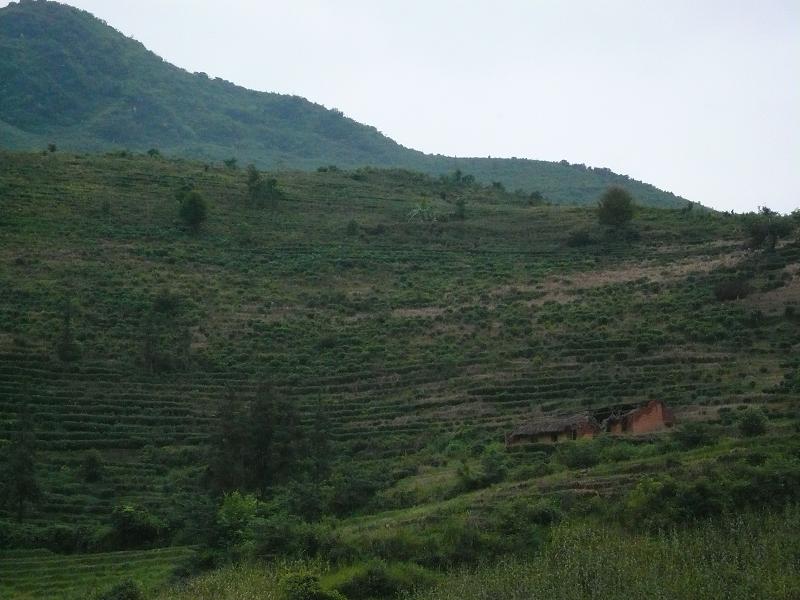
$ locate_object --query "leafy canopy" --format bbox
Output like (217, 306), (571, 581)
(598, 186), (635, 228)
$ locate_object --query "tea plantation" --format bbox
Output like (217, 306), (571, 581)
(0, 150), (798, 598)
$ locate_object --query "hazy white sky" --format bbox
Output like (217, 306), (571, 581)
(5, 0), (799, 212)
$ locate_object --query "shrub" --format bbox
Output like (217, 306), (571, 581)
(215, 491), (260, 550)
(152, 289), (181, 314)
(279, 573), (345, 600)
(497, 498), (563, 529)
(743, 207), (796, 251)
(251, 512), (340, 559)
(479, 443), (508, 484)
(558, 440), (600, 469)
(95, 580), (143, 600)
(738, 407), (767, 437)
(529, 191), (545, 205)
(37, 524), (94, 553)
(714, 280), (750, 301)
(674, 422), (716, 449)
(329, 560), (437, 600)
(110, 504), (163, 549)
(566, 229), (594, 247)
(599, 442), (636, 463)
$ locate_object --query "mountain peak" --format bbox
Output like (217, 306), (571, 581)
(0, 1), (690, 207)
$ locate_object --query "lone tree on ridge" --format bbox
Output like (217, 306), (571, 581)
(598, 186), (635, 229)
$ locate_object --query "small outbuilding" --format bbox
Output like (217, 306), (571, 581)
(602, 399), (674, 435)
(505, 414), (600, 446)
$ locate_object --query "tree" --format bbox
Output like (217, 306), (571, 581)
(223, 158), (238, 170)
(206, 389), (247, 493)
(56, 304), (81, 362)
(744, 207), (795, 251)
(139, 290), (189, 373)
(453, 198), (466, 220)
(245, 164), (284, 206)
(206, 384), (305, 495)
(246, 164), (261, 201)
(178, 190), (207, 233)
(597, 186), (635, 229)
(309, 397), (333, 485)
(216, 490), (260, 549)
(246, 382), (303, 493)
(80, 450), (104, 483)
(1, 399), (42, 521)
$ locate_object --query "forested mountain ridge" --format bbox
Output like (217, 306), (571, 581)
(0, 0), (692, 208)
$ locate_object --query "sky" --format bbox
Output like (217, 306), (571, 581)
(4, 0), (799, 212)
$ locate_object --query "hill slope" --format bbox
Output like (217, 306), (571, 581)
(1, 150), (798, 542)
(1, 152), (799, 597)
(0, 0), (690, 208)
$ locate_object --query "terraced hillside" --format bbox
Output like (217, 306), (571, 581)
(0, 151), (798, 572)
(0, 546), (193, 600)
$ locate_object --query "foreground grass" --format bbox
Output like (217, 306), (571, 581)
(157, 507), (799, 600)
(412, 507), (800, 600)
(155, 561), (297, 600)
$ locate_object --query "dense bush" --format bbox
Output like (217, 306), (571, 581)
(558, 440), (600, 469)
(328, 560), (437, 600)
(110, 505), (164, 549)
(279, 573), (345, 600)
(623, 455), (800, 531)
(743, 207), (796, 251)
(565, 229), (595, 247)
(738, 407), (768, 437)
(456, 444), (509, 491)
(673, 422), (717, 449)
(96, 579), (144, 600)
(713, 279), (750, 301)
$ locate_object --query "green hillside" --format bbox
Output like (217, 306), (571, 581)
(0, 150), (798, 598)
(0, 0), (690, 208)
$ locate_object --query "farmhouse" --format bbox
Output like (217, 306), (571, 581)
(602, 399), (674, 434)
(506, 414), (600, 446)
